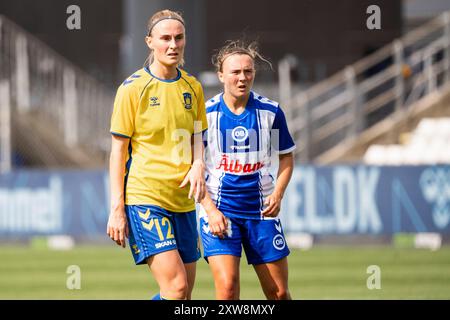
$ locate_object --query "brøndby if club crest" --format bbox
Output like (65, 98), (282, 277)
(183, 92), (192, 109)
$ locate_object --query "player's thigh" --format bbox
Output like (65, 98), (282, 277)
(147, 249), (187, 291)
(199, 213), (243, 291)
(253, 257), (291, 299)
(208, 255), (241, 288)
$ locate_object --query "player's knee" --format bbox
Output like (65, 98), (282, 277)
(173, 280), (189, 299)
(275, 289), (291, 300)
(217, 278), (239, 299)
(166, 276), (189, 299)
(266, 286), (291, 300)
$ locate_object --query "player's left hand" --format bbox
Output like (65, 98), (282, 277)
(180, 161), (206, 203)
(261, 191), (283, 217)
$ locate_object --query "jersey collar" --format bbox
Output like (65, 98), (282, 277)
(144, 67), (181, 82)
(220, 91), (255, 121)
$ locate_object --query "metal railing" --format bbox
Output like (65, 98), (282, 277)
(0, 15), (114, 170)
(284, 11), (450, 162)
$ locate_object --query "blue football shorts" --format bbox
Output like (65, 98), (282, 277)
(125, 204), (201, 265)
(199, 208), (290, 265)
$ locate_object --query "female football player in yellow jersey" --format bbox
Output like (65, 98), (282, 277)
(199, 40), (295, 300)
(107, 9), (207, 300)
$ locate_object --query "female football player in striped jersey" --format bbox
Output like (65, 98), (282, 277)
(199, 40), (295, 300)
(107, 9), (207, 300)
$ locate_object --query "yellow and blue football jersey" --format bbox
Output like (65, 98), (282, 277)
(110, 67), (207, 212)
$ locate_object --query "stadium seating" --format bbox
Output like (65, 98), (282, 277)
(363, 117), (450, 165)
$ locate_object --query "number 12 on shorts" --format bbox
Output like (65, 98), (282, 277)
(138, 209), (174, 241)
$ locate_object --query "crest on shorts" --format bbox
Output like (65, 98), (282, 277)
(273, 234), (286, 250)
(132, 244), (140, 254)
(183, 92), (192, 110)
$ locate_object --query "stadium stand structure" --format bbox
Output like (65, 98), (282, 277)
(1, 11), (450, 169)
(284, 11), (450, 164)
(364, 117), (450, 165)
(0, 15), (113, 169)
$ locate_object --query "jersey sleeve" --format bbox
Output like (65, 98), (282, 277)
(110, 84), (139, 138)
(271, 106), (296, 154)
(195, 84), (208, 135)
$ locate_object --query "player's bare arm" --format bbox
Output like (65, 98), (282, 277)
(180, 135), (206, 202)
(262, 152), (294, 217)
(107, 135), (129, 248)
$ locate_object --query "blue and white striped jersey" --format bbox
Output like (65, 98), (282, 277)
(203, 91), (296, 219)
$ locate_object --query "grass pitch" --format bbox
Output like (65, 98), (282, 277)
(0, 244), (449, 299)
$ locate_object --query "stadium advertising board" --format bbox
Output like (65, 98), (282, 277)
(281, 165), (450, 235)
(0, 165), (449, 237)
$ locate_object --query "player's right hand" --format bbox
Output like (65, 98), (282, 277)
(179, 161), (206, 203)
(107, 208), (129, 248)
(207, 209), (229, 239)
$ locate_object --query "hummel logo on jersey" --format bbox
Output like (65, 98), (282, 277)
(275, 221), (282, 233)
(183, 92), (192, 109)
(149, 96), (160, 107)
